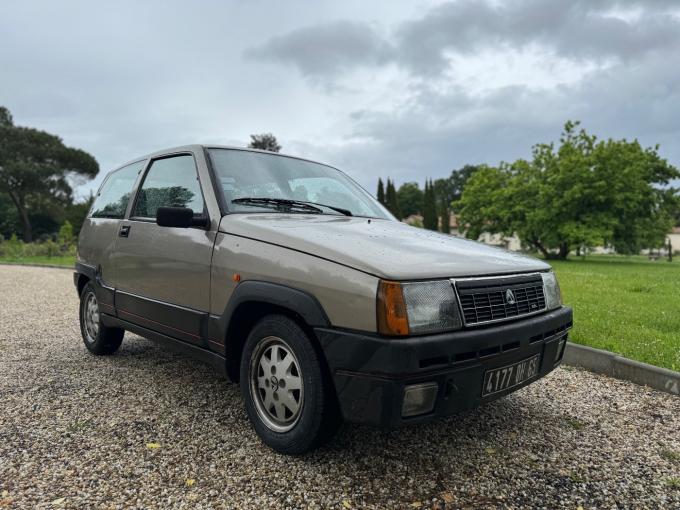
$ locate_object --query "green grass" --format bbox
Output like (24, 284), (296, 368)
(0, 255), (75, 267)
(551, 255), (680, 372)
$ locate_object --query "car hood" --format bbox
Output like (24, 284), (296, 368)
(218, 214), (551, 280)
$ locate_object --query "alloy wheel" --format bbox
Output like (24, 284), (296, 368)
(249, 336), (304, 433)
(83, 292), (100, 343)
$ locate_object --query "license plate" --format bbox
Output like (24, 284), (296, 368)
(482, 354), (540, 397)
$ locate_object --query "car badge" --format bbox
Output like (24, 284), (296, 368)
(505, 289), (516, 305)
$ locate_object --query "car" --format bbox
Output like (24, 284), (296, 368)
(75, 145), (573, 454)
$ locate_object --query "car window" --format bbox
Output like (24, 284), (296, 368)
(288, 177), (368, 213)
(208, 149), (393, 219)
(90, 161), (145, 218)
(132, 155), (205, 218)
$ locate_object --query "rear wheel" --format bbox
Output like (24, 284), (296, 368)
(79, 282), (124, 355)
(240, 315), (341, 454)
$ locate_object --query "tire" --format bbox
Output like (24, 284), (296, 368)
(79, 282), (124, 355)
(240, 314), (341, 455)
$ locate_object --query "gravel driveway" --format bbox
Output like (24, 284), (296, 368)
(1, 265), (678, 509)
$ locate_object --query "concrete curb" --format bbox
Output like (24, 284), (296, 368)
(563, 342), (679, 396)
(0, 262), (73, 270)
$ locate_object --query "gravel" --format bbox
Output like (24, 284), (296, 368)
(1, 265), (679, 509)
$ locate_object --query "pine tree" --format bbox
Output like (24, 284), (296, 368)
(377, 178), (386, 205)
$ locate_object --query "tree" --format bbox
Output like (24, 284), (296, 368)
(456, 121), (679, 259)
(64, 195), (95, 237)
(0, 106), (99, 241)
(423, 179), (438, 231)
(396, 182), (423, 218)
(439, 206), (451, 234)
(385, 179), (402, 219)
(377, 178), (386, 205)
(449, 165), (480, 205)
(248, 133), (281, 152)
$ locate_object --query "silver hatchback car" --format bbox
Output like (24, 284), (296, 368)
(75, 145), (572, 454)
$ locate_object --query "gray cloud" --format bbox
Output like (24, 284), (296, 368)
(245, 21), (392, 81)
(247, 0), (680, 79)
(396, 0), (680, 75)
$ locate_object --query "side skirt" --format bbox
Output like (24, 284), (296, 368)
(102, 313), (230, 380)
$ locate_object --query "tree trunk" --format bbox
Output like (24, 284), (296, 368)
(557, 243), (570, 260)
(531, 239), (550, 259)
(7, 191), (32, 242)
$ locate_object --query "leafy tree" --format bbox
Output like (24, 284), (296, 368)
(377, 178), (386, 205)
(396, 182), (423, 218)
(457, 121), (679, 259)
(0, 106), (98, 241)
(449, 165), (480, 205)
(423, 179), (438, 230)
(425, 165), (480, 234)
(0, 193), (20, 239)
(248, 133), (281, 152)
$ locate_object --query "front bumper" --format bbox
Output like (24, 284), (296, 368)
(315, 306), (573, 428)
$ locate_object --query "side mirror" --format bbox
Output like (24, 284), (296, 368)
(156, 207), (209, 228)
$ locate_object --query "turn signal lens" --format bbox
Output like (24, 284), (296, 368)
(377, 280), (409, 336)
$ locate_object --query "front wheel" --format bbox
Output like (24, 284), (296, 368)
(240, 315), (340, 454)
(79, 282), (124, 355)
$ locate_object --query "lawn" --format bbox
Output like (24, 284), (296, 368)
(551, 255), (680, 372)
(0, 254), (75, 267)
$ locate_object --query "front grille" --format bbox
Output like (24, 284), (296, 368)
(455, 273), (546, 326)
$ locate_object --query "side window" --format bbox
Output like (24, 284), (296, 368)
(132, 155), (205, 219)
(90, 161), (145, 218)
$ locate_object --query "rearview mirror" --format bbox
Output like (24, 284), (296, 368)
(156, 207), (209, 228)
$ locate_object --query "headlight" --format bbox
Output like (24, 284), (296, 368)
(377, 280), (462, 336)
(541, 271), (562, 310)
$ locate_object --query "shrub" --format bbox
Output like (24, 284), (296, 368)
(58, 221), (74, 249)
(0, 227), (75, 259)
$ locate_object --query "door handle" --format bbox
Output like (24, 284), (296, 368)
(119, 225), (131, 238)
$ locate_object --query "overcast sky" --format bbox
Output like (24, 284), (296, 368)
(2, 0), (680, 199)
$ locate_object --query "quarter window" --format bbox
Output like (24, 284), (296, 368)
(90, 161), (145, 218)
(132, 155), (205, 218)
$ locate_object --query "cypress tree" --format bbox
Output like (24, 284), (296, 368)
(440, 206), (451, 233)
(423, 179), (438, 230)
(385, 179), (393, 211)
(377, 178), (386, 205)
(386, 179), (402, 219)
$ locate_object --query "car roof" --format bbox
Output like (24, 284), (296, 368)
(110, 144), (337, 175)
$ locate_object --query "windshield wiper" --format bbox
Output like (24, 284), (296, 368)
(231, 197), (352, 216)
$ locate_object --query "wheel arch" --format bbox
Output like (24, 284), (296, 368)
(214, 281), (331, 381)
(74, 262), (97, 296)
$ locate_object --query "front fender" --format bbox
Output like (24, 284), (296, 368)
(207, 280), (331, 355)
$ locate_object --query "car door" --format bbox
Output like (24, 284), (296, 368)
(78, 159), (146, 299)
(112, 152), (215, 346)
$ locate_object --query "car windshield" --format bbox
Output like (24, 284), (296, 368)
(207, 148), (393, 219)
